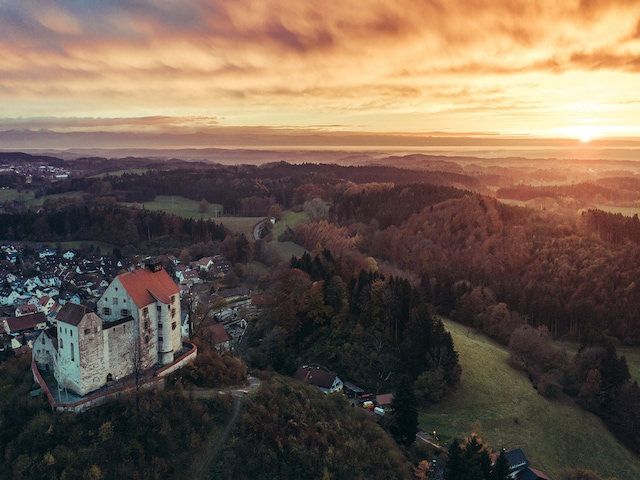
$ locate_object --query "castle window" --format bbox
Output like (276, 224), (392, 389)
(158, 323), (163, 329)
(158, 336), (163, 343)
(84, 329), (90, 335)
(157, 305), (161, 313)
(59, 338), (63, 349)
(171, 296), (175, 303)
(113, 297), (118, 305)
(121, 309), (129, 316)
(145, 335), (149, 344)
(42, 337), (45, 344)
(144, 320), (149, 329)
(103, 307), (111, 315)
(70, 343), (74, 361)
(172, 321), (177, 331)
(171, 308), (176, 318)
(143, 307), (148, 316)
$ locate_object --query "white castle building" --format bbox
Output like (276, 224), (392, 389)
(33, 259), (184, 397)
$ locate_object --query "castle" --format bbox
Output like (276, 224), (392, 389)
(33, 259), (184, 397)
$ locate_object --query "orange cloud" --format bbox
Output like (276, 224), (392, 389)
(0, 1), (639, 138)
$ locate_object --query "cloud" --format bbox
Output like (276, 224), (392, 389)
(1, 0), (640, 137)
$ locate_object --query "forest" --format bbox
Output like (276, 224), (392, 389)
(2, 151), (640, 476)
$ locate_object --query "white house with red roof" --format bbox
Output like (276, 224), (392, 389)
(37, 295), (56, 315)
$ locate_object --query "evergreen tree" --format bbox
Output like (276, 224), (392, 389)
(444, 439), (463, 480)
(492, 449), (510, 480)
(390, 375), (419, 447)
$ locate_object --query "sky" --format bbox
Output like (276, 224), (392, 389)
(1, 0), (640, 148)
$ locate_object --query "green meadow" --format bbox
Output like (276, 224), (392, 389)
(130, 195), (225, 220)
(420, 318), (640, 480)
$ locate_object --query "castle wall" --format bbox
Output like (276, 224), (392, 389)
(55, 323), (81, 395)
(104, 318), (139, 380)
(77, 312), (107, 395)
(32, 331), (56, 373)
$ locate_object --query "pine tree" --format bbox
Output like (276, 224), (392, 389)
(493, 449), (509, 480)
(390, 375), (419, 447)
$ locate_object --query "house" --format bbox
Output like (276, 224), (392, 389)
(37, 295), (56, 315)
(375, 393), (394, 409)
(216, 286), (250, 302)
(15, 303), (38, 317)
(177, 268), (200, 286)
(192, 257), (214, 272)
(293, 366), (344, 394)
(34, 259), (189, 397)
(200, 320), (231, 352)
(491, 448), (551, 480)
(24, 277), (44, 291)
(0, 288), (20, 306)
(38, 246), (56, 259)
(2, 312), (47, 335)
(40, 272), (61, 288)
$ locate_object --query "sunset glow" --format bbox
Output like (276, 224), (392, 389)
(1, 0), (640, 147)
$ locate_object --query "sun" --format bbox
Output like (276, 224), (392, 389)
(554, 125), (599, 143)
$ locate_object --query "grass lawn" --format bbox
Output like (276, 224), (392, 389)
(420, 318), (640, 480)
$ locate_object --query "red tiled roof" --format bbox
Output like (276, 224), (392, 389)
(376, 393), (394, 406)
(118, 267), (180, 308)
(5, 312), (47, 333)
(17, 304), (37, 314)
(293, 366), (338, 389)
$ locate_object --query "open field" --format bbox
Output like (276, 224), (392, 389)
(595, 205), (640, 217)
(272, 210), (307, 237)
(129, 195), (224, 220)
(266, 241), (306, 260)
(0, 189), (35, 205)
(420, 318), (640, 480)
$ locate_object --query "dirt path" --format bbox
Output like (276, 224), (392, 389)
(189, 376), (260, 478)
(194, 395), (243, 478)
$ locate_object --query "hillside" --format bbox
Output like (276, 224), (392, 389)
(0, 356), (412, 480)
(420, 318), (640, 480)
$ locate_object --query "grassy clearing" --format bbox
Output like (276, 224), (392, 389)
(130, 195), (224, 220)
(0, 189), (35, 204)
(218, 217), (262, 238)
(420, 319), (640, 480)
(272, 211), (307, 238)
(266, 241), (306, 261)
(595, 205), (640, 217)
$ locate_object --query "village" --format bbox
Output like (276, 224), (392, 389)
(0, 242), (245, 362)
